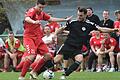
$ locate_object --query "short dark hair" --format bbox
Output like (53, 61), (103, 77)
(115, 10), (120, 15)
(86, 7), (93, 13)
(103, 10), (110, 14)
(78, 7), (87, 14)
(37, 0), (46, 5)
(9, 31), (14, 35)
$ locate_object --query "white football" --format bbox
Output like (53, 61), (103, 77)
(43, 70), (54, 80)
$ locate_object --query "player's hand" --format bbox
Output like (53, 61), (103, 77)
(101, 39), (106, 44)
(89, 30), (96, 35)
(11, 49), (16, 53)
(114, 28), (119, 32)
(33, 20), (41, 24)
(9, 54), (17, 59)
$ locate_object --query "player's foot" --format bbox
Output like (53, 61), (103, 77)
(96, 68), (102, 72)
(92, 68), (96, 72)
(60, 74), (66, 80)
(118, 69), (120, 72)
(108, 68), (115, 72)
(30, 71), (38, 80)
(80, 69), (84, 72)
(18, 77), (25, 80)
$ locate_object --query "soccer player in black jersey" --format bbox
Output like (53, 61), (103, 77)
(54, 7), (116, 79)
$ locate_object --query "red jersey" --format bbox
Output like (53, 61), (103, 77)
(104, 38), (116, 49)
(114, 21), (120, 28)
(114, 21), (120, 36)
(90, 36), (103, 50)
(24, 7), (50, 38)
(46, 22), (60, 33)
(114, 42), (120, 52)
(91, 32), (104, 38)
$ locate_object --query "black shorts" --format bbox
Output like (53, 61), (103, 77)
(59, 43), (82, 60)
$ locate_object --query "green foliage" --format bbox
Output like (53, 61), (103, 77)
(0, 7), (6, 22)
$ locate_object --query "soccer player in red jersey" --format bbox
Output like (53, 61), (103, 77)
(18, 0), (72, 79)
(30, 26), (57, 70)
(30, 26), (56, 78)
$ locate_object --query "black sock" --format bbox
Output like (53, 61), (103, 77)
(65, 61), (81, 76)
(12, 66), (19, 72)
(37, 60), (54, 75)
(64, 68), (68, 72)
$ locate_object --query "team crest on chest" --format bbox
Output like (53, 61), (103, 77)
(82, 27), (86, 31)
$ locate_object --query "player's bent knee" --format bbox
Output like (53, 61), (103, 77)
(54, 54), (62, 63)
(26, 54), (36, 61)
(109, 52), (114, 56)
(75, 54), (83, 62)
(4, 54), (8, 57)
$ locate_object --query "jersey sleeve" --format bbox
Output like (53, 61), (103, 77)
(43, 12), (50, 21)
(25, 8), (36, 19)
(86, 20), (98, 30)
(65, 21), (72, 31)
(114, 21), (119, 28)
(5, 40), (9, 49)
(14, 40), (20, 49)
(110, 38), (117, 47)
(90, 37), (94, 46)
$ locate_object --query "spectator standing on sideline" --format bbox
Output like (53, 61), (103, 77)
(99, 10), (114, 28)
(86, 7), (100, 25)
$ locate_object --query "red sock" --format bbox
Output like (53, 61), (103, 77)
(33, 58), (45, 72)
(30, 62), (37, 69)
(20, 59), (32, 77)
(16, 61), (24, 70)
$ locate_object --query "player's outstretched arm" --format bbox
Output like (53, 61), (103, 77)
(97, 26), (118, 32)
(54, 26), (66, 35)
(48, 16), (72, 22)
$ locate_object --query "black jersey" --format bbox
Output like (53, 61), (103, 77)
(64, 20), (97, 48)
(86, 14), (100, 25)
(99, 19), (114, 28)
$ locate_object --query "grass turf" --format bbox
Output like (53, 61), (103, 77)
(0, 72), (120, 80)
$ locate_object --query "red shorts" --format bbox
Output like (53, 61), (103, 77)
(23, 37), (49, 56)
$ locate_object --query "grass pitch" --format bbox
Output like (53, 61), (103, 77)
(0, 72), (120, 80)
